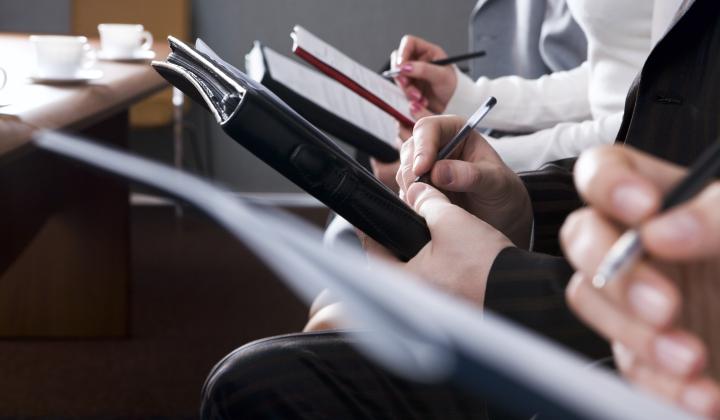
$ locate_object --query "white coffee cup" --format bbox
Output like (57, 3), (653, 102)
(30, 35), (95, 79)
(98, 24), (153, 56)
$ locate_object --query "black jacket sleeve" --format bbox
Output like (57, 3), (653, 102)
(486, 247), (609, 359)
(484, 160), (609, 360)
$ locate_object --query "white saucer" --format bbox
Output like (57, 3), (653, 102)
(29, 69), (104, 85)
(98, 49), (156, 62)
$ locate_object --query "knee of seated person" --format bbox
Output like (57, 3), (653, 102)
(200, 332), (346, 420)
(200, 336), (291, 419)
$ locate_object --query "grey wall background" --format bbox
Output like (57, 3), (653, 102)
(0, 0), (476, 192)
(192, 0), (476, 191)
(0, 0), (71, 34)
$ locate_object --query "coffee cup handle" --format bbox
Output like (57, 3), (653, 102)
(0, 68), (6, 91)
(140, 31), (154, 51)
(82, 44), (97, 69)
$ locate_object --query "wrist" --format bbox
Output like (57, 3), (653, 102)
(443, 67), (483, 117)
(506, 196), (534, 250)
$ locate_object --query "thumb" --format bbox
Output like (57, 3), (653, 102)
(406, 182), (452, 224)
(431, 160), (502, 194)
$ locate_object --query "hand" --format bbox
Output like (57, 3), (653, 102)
(391, 35), (457, 115)
(304, 289), (345, 332)
(561, 145), (720, 417)
(397, 115), (532, 249)
(365, 182), (514, 305)
(306, 184), (514, 329)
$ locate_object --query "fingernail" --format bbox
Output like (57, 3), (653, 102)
(406, 183), (430, 208)
(409, 89), (423, 101)
(654, 335), (699, 376)
(397, 76), (408, 86)
(413, 155), (426, 173)
(401, 64), (413, 73)
(627, 281), (673, 326)
(411, 101), (422, 113)
(612, 183), (656, 222)
(436, 165), (453, 186)
(682, 383), (720, 416)
(649, 211), (701, 244)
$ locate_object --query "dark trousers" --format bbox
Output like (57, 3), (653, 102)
(200, 331), (504, 420)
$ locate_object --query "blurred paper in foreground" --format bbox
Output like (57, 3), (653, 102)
(32, 131), (698, 420)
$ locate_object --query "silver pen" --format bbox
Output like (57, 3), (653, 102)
(592, 140), (720, 289)
(415, 96), (497, 184)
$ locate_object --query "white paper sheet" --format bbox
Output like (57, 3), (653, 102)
(291, 25), (414, 123)
(246, 44), (397, 147)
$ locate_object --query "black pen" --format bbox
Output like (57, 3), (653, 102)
(593, 140), (720, 288)
(414, 96), (497, 184)
(382, 50), (487, 78)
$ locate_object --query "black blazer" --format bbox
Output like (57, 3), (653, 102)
(484, 0), (720, 358)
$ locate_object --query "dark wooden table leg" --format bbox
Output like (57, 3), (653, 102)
(0, 111), (130, 337)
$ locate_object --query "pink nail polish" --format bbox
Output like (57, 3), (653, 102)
(401, 64), (413, 73)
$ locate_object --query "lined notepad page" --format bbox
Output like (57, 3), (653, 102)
(291, 26), (414, 123)
(246, 45), (398, 147)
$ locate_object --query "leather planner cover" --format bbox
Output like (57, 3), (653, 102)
(152, 37), (430, 261)
(245, 42), (399, 162)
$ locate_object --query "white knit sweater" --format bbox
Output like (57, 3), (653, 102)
(444, 0), (682, 172)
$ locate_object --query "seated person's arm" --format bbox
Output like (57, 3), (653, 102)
(562, 145), (720, 418)
(310, 116), (607, 358)
(391, 35), (592, 132)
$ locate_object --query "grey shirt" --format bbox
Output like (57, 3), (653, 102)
(469, 0), (587, 79)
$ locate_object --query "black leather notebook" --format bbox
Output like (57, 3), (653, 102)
(245, 42), (399, 162)
(152, 37), (429, 261)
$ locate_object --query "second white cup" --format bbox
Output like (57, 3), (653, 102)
(98, 24), (153, 57)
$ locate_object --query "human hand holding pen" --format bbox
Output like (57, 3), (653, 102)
(390, 35), (458, 115)
(561, 145), (720, 418)
(305, 182), (516, 332)
(396, 115), (532, 249)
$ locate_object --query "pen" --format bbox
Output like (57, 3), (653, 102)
(382, 50), (487, 78)
(592, 140), (720, 289)
(414, 96), (497, 184)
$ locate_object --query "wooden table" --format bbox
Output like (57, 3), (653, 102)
(0, 33), (170, 337)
